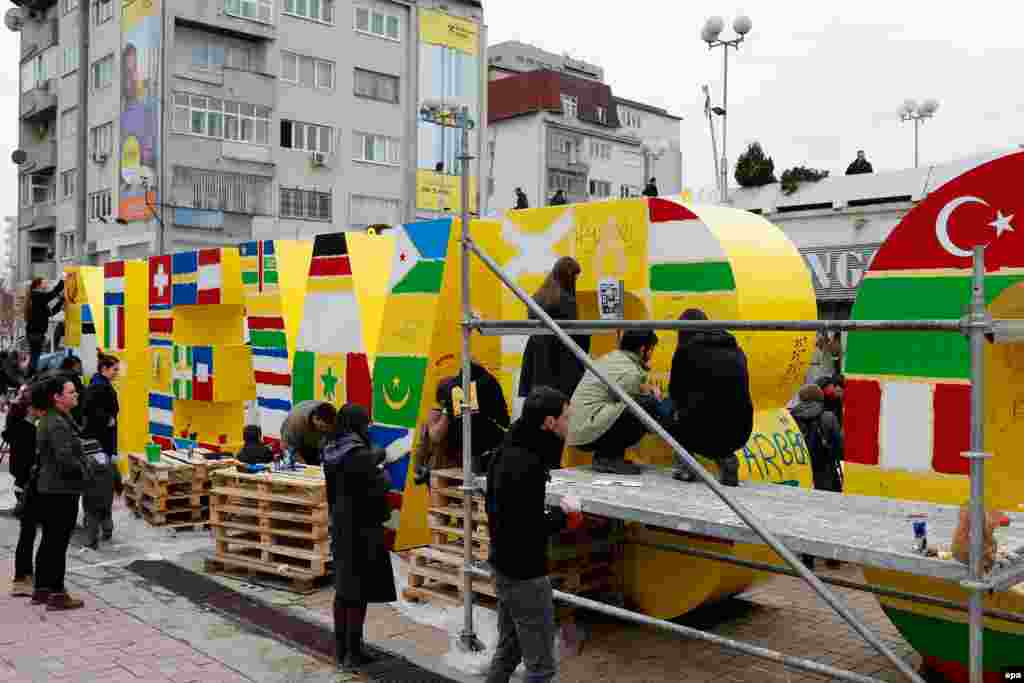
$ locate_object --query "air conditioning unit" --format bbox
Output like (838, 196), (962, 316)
(37, 78), (50, 93)
(93, 151), (108, 164)
(86, 241), (97, 254)
(310, 152), (327, 167)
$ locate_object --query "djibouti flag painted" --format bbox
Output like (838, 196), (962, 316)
(372, 355), (428, 428)
(388, 220), (451, 295)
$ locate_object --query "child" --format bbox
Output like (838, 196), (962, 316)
(236, 425), (274, 465)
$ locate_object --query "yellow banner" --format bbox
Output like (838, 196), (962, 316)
(416, 170), (477, 213)
(419, 9), (478, 55)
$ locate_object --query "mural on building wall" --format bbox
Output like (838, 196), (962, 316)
(416, 9), (480, 214)
(119, 0), (161, 221)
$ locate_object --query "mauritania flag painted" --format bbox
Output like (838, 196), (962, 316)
(388, 220), (451, 295)
(372, 355), (428, 429)
(844, 151), (1024, 477)
(646, 199), (735, 294)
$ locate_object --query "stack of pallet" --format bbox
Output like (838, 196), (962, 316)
(403, 468), (625, 609)
(206, 469), (331, 592)
(124, 451), (235, 528)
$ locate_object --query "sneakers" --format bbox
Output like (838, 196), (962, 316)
(46, 593), (84, 611)
(592, 458), (644, 476)
(10, 576), (33, 597)
(30, 589), (52, 605)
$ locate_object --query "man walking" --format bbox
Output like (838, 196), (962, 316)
(485, 386), (581, 683)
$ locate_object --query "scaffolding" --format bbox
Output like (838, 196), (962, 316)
(452, 199), (1014, 683)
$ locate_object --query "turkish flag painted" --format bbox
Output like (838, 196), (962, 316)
(870, 151), (1024, 273)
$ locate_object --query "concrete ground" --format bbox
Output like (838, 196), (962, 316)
(0, 472), (922, 683)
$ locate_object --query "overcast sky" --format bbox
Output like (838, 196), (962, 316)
(2, 0), (1022, 220)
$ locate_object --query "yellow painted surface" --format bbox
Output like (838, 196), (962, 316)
(173, 305), (246, 346)
(374, 294), (443, 357)
(80, 266), (105, 348)
(173, 399), (245, 453)
(211, 345), (256, 403)
(348, 231), (396, 365)
(265, 240), (312, 360)
(122, 260), (149, 352)
(108, 346), (150, 471)
(216, 248), (245, 308)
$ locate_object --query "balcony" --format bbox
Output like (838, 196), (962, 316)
(20, 18), (57, 61)
(19, 202), (57, 230)
(30, 261), (57, 280)
(174, 0), (276, 42)
(10, 0), (58, 11)
(20, 80), (56, 121)
(221, 66), (275, 106)
(20, 138), (57, 172)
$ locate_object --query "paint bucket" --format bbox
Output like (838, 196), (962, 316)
(145, 443), (161, 464)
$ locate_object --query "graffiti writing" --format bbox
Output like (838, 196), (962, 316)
(781, 334), (811, 385)
(575, 217), (637, 256)
(740, 429), (808, 483)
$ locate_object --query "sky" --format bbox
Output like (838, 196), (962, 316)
(2, 0), (1023, 219)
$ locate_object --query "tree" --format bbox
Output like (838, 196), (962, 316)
(780, 166), (830, 195)
(734, 142), (777, 188)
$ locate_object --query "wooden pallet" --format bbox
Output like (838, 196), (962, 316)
(124, 452), (237, 527)
(402, 546), (497, 608)
(129, 503), (210, 529)
(204, 556), (331, 595)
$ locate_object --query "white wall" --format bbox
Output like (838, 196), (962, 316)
(488, 114), (543, 212)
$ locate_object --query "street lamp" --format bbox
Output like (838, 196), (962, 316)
(641, 138), (669, 195)
(701, 14), (752, 203)
(899, 98), (939, 168)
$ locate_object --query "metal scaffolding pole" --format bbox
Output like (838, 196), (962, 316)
(462, 237), (926, 683)
(473, 318), (969, 335)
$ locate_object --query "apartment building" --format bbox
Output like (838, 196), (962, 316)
(10, 0), (485, 282)
(486, 67), (682, 211)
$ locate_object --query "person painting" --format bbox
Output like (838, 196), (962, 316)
(324, 404), (396, 670)
(280, 400), (337, 466)
(518, 257), (591, 400)
(82, 353), (123, 550)
(24, 278), (64, 375)
(32, 375), (88, 610)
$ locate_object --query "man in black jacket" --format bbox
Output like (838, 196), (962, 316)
(667, 309), (753, 487)
(25, 278), (64, 376)
(485, 386), (581, 683)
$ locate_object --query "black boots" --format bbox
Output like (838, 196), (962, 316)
(592, 456), (643, 476)
(673, 454), (740, 487)
(335, 602), (372, 670)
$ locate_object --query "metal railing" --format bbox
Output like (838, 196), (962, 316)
(453, 207), (998, 683)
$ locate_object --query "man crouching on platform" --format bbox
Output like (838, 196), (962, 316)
(566, 329), (664, 475)
(486, 386), (581, 683)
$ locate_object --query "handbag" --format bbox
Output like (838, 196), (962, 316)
(13, 467), (37, 519)
(57, 436), (101, 483)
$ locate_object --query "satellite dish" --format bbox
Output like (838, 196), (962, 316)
(11, 150), (27, 165)
(4, 8), (24, 32)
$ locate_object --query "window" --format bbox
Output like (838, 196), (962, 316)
(90, 122), (113, 158)
(589, 179), (611, 198)
(353, 132), (400, 165)
(93, 0), (113, 24)
(595, 106), (607, 124)
(280, 119), (333, 153)
(280, 188), (332, 221)
(281, 52), (334, 90)
(224, 0), (273, 23)
(89, 190), (112, 221)
(172, 93), (270, 145)
(589, 141), (611, 161)
(192, 40), (252, 73)
(21, 51), (53, 93)
(620, 184), (641, 198)
(350, 194), (400, 228)
(63, 44), (79, 75)
(283, 0), (334, 23)
(21, 174), (54, 207)
(173, 166), (271, 214)
(561, 94), (578, 119)
(61, 170), (77, 199)
(91, 54), (113, 90)
(63, 0), (79, 13)
(60, 233), (76, 261)
(621, 109), (642, 129)
(548, 170), (584, 195)
(354, 7), (400, 41)
(354, 68), (398, 103)
(61, 108), (78, 139)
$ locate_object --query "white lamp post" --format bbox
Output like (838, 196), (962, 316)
(899, 98), (940, 168)
(701, 15), (752, 203)
(641, 138), (669, 195)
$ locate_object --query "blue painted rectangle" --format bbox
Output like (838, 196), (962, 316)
(172, 283), (197, 306)
(82, 304), (94, 323)
(150, 303), (172, 311)
(148, 393), (173, 410)
(174, 208), (224, 229)
(104, 292), (125, 306)
(192, 345), (213, 373)
(257, 397), (292, 412)
(172, 250), (198, 275)
(149, 338), (173, 347)
(262, 240), (274, 255)
(239, 241), (258, 257)
(252, 347), (289, 359)
(149, 421), (174, 438)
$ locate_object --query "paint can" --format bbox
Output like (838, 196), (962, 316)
(145, 443), (161, 464)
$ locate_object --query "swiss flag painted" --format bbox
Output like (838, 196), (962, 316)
(149, 255), (172, 307)
(870, 151), (1024, 273)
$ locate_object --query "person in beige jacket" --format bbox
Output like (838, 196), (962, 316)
(567, 330), (663, 475)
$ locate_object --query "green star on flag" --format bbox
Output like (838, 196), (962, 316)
(321, 366), (339, 401)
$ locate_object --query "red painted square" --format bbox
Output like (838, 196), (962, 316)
(346, 352), (373, 418)
(648, 198), (698, 223)
(844, 378), (881, 466)
(932, 382), (971, 475)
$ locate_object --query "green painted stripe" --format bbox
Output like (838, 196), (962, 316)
(242, 271), (259, 285)
(846, 274), (1024, 379)
(649, 261), (735, 293)
(264, 270), (279, 284)
(882, 605), (1021, 669)
(103, 307), (111, 349)
(392, 260), (445, 294)
(292, 351), (315, 404)
(249, 330), (287, 348)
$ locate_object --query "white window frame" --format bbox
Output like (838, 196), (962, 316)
(561, 94), (578, 119)
(224, 0), (273, 24)
(279, 187), (332, 221)
(61, 169), (77, 199)
(353, 131), (401, 166)
(60, 233), (76, 261)
(89, 189), (112, 221)
(93, 0), (113, 25)
(21, 174), (55, 207)
(280, 51), (335, 90)
(282, 0), (335, 24)
(353, 6), (401, 42)
(90, 121), (113, 158)
(63, 0), (79, 14)
(280, 119), (333, 154)
(353, 68), (399, 103)
(172, 93), (271, 145)
(91, 53), (113, 91)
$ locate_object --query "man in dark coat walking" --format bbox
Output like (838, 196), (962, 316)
(667, 309), (753, 487)
(485, 386), (581, 683)
(642, 177), (659, 197)
(82, 355), (123, 549)
(514, 187), (529, 209)
(24, 278), (64, 375)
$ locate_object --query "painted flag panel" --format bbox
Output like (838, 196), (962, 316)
(247, 316), (287, 349)
(647, 216), (734, 294)
(388, 222), (448, 295)
(103, 261), (125, 306)
(307, 233), (352, 293)
(932, 382), (971, 476)
(197, 248), (223, 305)
(148, 392), (174, 439)
(192, 345), (214, 401)
(879, 381), (934, 472)
(240, 240), (279, 294)
(148, 306), (173, 347)
(372, 355), (427, 429)
(172, 344), (193, 400)
(104, 306), (125, 350)
(843, 378), (881, 466)
(149, 255), (172, 308)
(171, 251), (198, 305)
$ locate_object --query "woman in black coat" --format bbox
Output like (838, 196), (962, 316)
(6, 383), (39, 596)
(517, 257), (591, 399)
(323, 403), (396, 669)
(81, 354), (122, 549)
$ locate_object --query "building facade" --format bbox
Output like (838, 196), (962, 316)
(486, 67), (682, 213)
(10, 0), (486, 283)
